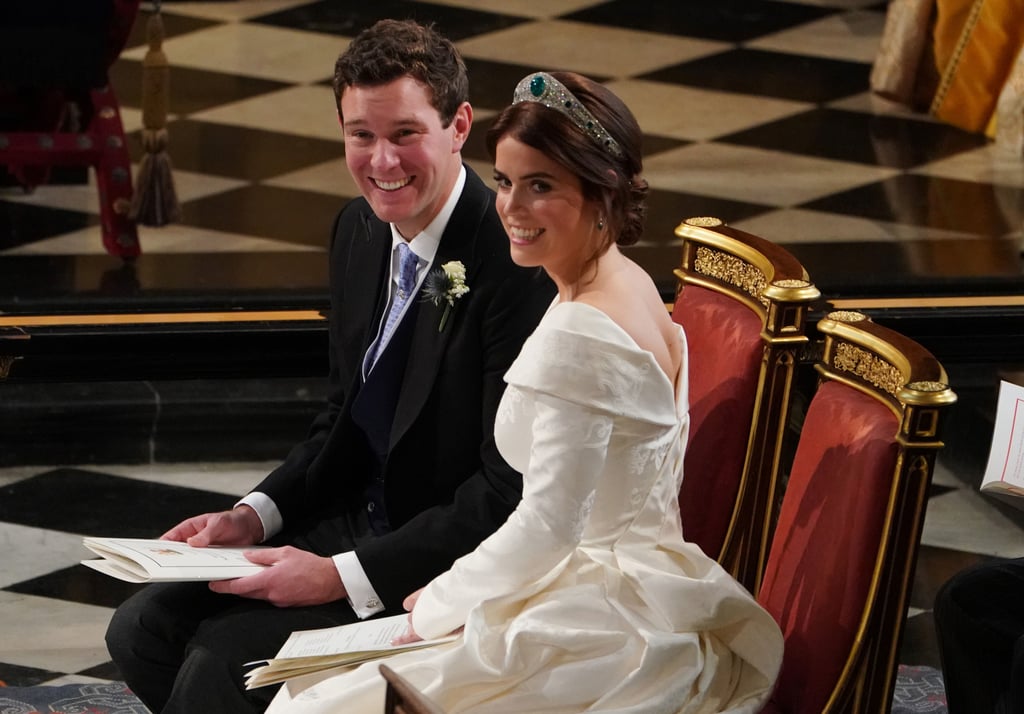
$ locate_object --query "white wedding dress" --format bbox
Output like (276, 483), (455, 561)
(268, 302), (783, 713)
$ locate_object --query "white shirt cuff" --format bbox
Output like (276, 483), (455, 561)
(236, 492), (282, 542)
(335, 551), (385, 618)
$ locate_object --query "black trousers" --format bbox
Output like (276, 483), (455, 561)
(934, 556), (1024, 714)
(106, 511), (378, 714)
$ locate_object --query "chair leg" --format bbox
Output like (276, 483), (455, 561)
(90, 85), (140, 259)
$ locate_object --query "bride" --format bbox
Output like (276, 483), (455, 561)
(267, 70), (783, 714)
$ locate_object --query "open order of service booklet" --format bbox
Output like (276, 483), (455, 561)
(81, 537), (269, 583)
(245, 614), (459, 689)
(980, 380), (1024, 507)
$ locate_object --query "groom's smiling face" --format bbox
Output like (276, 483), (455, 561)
(340, 76), (471, 239)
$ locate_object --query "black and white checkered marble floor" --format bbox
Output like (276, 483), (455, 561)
(2, 0), (1021, 295)
(1, 0), (1023, 702)
(0, 462), (267, 689)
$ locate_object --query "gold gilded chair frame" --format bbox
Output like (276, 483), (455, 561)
(805, 311), (956, 714)
(674, 217), (820, 593)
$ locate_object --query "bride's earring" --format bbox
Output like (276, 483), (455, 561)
(597, 216), (605, 231)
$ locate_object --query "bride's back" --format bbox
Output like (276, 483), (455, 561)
(575, 247), (682, 388)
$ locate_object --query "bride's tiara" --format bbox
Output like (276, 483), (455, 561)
(512, 72), (623, 158)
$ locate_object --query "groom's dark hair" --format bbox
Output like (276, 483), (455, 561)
(333, 19), (469, 128)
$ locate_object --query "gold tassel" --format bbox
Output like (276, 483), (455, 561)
(130, 1), (181, 226)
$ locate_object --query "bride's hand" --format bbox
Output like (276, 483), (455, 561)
(391, 587), (426, 645)
(403, 587), (425, 612)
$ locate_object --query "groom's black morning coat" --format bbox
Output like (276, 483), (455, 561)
(255, 167), (554, 611)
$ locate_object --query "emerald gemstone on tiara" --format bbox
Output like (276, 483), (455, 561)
(530, 75), (545, 97)
(512, 72), (623, 158)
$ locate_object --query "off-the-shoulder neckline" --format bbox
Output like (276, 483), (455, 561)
(545, 300), (684, 399)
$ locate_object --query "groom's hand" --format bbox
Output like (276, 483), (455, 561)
(161, 505), (264, 547)
(208, 546), (348, 607)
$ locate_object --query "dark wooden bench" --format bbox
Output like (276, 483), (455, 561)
(0, 309), (328, 382)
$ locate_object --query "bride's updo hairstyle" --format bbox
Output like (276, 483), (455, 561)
(486, 71), (648, 259)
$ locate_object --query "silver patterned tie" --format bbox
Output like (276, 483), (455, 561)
(370, 242), (420, 368)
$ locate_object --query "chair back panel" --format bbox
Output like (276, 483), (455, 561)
(672, 218), (820, 592)
(756, 311), (957, 714)
(0, 0), (141, 258)
(675, 283), (764, 555)
(758, 380), (899, 714)
(0, 1), (137, 89)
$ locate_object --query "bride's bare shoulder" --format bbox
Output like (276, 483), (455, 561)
(576, 275), (669, 347)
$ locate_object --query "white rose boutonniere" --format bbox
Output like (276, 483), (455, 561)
(422, 260), (470, 332)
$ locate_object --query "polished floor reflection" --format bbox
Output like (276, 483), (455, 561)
(1, 0), (1023, 706)
(1, 0), (1021, 303)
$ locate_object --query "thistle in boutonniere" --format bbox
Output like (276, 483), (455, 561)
(422, 260), (470, 332)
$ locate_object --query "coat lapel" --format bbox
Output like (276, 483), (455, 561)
(345, 209), (393, 364)
(389, 169), (490, 450)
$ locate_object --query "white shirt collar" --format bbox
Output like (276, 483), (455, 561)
(388, 164), (467, 265)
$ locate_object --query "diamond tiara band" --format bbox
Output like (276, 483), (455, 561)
(512, 72), (623, 158)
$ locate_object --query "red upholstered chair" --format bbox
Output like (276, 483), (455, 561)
(757, 311), (956, 714)
(381, 664), (444, 714)
(673, 217), (819, 593)
(0, 0), (141, 258)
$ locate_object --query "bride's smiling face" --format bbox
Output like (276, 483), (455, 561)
(493, 136), (596, 282)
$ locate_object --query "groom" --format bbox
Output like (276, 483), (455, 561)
(105, 19), (553, 713)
